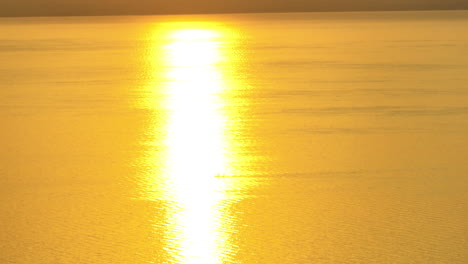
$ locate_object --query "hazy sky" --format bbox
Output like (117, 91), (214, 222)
(1, 0), (468, 17)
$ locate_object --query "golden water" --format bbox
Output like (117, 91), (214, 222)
(1, 11), (468, 264)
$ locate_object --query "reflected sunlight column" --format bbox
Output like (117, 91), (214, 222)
(158, 25), (234, 264)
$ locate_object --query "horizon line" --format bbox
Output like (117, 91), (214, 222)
(1, 7), (468, 19)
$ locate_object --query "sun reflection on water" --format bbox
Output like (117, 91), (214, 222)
(145, 24), (239, 264)
(164, 27), (228, 264)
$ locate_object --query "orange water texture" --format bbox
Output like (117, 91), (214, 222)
(1, 11), (468, 264)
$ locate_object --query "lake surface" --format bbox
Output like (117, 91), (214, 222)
(1, 10), (468, 264)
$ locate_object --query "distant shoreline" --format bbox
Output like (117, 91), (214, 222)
(1, 8), (468, 19)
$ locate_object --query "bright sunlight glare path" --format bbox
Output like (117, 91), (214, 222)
(160, 27), (231, 264)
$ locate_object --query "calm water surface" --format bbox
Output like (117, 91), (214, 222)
(1, 11), (468, 264)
